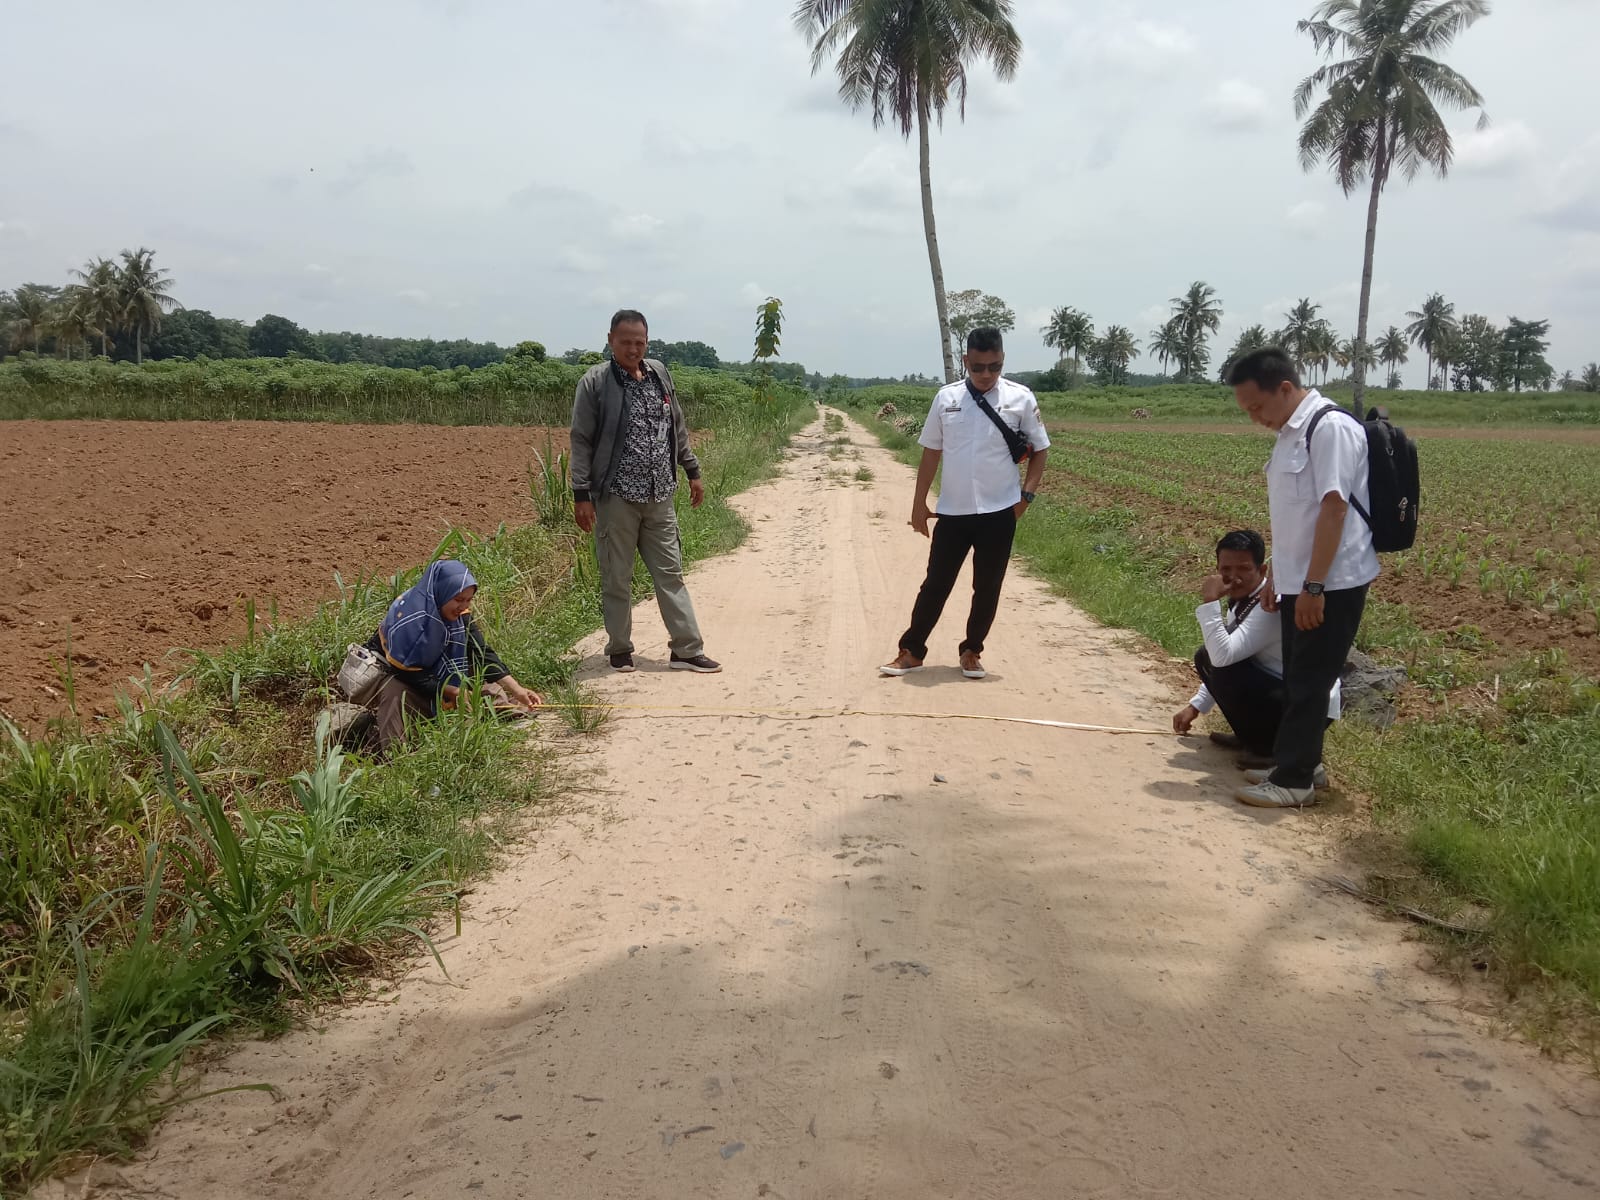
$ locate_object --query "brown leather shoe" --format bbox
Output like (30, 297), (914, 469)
(960, 651), (986, 680)
(879, 650), (925, 676)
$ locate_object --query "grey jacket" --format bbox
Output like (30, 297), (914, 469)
(569, 358), (701, 501)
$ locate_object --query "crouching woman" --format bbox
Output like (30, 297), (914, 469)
(363, 559), (541, 753)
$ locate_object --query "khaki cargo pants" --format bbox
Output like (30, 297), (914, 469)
(594, 493), (705, 659)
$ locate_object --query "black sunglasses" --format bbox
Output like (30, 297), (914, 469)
(967, 360), (1004, 374)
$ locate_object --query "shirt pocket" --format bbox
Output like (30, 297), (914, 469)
(1278, 441), (1316, 501)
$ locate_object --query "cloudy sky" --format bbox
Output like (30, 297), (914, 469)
(2, 0), (1596, 381)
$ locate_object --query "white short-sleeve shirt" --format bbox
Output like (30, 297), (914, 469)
(1266, 389), (1380, 594)
(919, 377), (1051, 516)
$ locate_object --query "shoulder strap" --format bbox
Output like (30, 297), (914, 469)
(1303, 402), (1372, 527)
(965, 380), (1028, 461)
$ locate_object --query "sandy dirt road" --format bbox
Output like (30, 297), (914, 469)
(84, 413), (1600, 1200)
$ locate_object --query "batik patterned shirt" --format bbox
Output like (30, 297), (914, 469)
(609, 364), (676, 503)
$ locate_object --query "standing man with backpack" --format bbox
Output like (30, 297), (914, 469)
(1227, 347), (1399, 809)
(879, 327), (1050, 681)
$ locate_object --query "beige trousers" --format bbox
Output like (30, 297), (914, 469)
(594, 493), (704, 659)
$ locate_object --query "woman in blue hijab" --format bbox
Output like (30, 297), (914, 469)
(361, 558), (541, 752)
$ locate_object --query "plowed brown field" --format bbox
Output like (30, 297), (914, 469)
(1, 420), (565, 728)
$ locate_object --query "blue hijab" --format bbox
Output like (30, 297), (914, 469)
(378, 559), (477, 684)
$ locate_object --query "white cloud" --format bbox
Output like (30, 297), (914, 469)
(396, 288), (429, 304)
(1457, 120), (1539, 176)
(609, 212), (666, 241)
(1286, 201), (1327, 238)
(1203, 80), (1271, 132)
(1534, 135), (1600, 232)
(1089, 18), (1196, 74)
(0, 218), (35, 239)
(556, 246), (606, 274)
(304, 263), (332, 275)
(739, 282), (770, 306)
(651, 290), (689, 312)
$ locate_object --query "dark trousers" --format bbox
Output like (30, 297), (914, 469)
(1193, 648), (1284, 757)
(1271, 586), (1368, 789)
(899, 508), (1017, 660)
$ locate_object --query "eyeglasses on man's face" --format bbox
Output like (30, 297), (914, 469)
(967, 360), (1004, 376)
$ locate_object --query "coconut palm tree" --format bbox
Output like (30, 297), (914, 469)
(53, 291), (98, 361)
(1280, 298), (1323, 374)
(1377, 324), (1410, 386)
(1168, 281), (1223, 381)
(1219, 324), (1270, 381)
(116, 247), (179, 364)
(1092, 325), (1139, 385)
(1583, 363), (1600, 393)
(1308, 321), (1338, 385)
(1150, 317), (1185, 378)
(1403, 291), (1457, 388)
(71, 257), (122, 357)
(797, 0), (1022, 382)
(1041, 306), (1094, 381)
(1341, 335), (1378, 380)
(8, 284), (56, 352)
(1296, 0), (1490, 411)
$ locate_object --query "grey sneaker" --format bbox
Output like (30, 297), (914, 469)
(670, 653), (723, 674)
(1244, 764), (1329, 789)
(609, 653), (636, 673)
(1235, 781), (1319, 809)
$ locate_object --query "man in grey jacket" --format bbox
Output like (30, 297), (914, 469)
(570, 310), (721, 674)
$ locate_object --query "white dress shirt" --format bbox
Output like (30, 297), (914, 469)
(1190, 581), (1342, 718)
(919, 377), (1051, 516)
(1266, 389), (1380, 595)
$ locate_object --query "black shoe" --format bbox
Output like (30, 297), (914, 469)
(669, 653), (722, 674)
(1208, 731), (1245, 750)
(609, 653), (636, 673)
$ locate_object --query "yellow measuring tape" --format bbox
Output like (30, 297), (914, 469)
(549, 701), (1169, 737)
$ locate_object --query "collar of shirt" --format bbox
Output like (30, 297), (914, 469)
(1281, 387), (1328, 435)
(611, 360), (654, 387)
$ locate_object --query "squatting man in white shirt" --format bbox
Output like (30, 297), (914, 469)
(1227, 348), (1380, 809)
(879, 327), (1050, 680)
(1172, 529), (1340, 790)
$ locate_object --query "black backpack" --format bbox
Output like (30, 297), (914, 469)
(1305, 404), (1420, 553)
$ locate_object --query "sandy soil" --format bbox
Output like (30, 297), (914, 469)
(67, 414), (1600, 1200)
(0, 420), (564, 728)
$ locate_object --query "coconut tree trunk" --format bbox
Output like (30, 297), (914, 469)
(1352, 121), (1390, 414)
(1425, 348), (1434, 390)
(917, 100), (956, 383)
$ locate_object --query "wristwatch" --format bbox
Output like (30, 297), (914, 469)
(1020, 490), (1037, 504)
(1303, 581), (1326, 597)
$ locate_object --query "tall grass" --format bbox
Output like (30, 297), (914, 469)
(0, 381), (814, 1192)
(0, 356), (774, 427)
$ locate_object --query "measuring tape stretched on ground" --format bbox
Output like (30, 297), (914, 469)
(546, 701), (1170, 737)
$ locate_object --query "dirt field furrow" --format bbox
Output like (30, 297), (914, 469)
(2, 420), (563, 727)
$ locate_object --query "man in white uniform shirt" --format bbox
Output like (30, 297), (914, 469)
(1172, 529), (1339, 786)
(880, 328), (1050, 680)
(1228, 348), (1379, 809)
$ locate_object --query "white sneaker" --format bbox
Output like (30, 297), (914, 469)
(1243, 764), (1329, 789)
(1235, 781), (1319, 809)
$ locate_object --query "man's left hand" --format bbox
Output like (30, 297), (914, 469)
(1295, 592), (1326, 631)
(689, 478), (706, 508)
